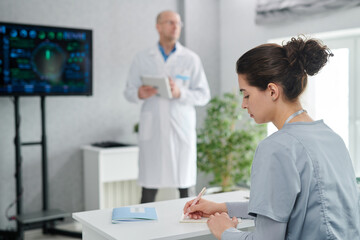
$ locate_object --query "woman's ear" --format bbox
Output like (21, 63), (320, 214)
(267, 83), (280, 101)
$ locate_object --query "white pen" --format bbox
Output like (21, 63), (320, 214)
(185, 187), (206, 217)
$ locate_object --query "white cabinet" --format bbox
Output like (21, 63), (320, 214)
(82, 146), (140, 210)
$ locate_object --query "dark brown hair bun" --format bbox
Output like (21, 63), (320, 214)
(283, 36), (333, 76)
(236, 35), (333, 101)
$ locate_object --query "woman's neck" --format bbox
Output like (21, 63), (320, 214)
(273, 102), (313, 129)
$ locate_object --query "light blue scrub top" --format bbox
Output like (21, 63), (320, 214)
(247, 120), (360, 239)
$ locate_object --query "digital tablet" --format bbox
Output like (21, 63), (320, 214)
(141, 75), (173, 99)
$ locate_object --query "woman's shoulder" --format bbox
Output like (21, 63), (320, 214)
(254, 129), (307, 164)
(252, 131), (304, 178)
(258, 129), (299, 149)
(255, 120), (343, 164)
(266, 120), (332, 144)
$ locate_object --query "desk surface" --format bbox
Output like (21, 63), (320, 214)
(73, 190), (253, 240)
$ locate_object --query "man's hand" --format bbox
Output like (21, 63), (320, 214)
(138, 85), (157, 99)
(207, 212), (238, 240)
(169, 78), (181, 98)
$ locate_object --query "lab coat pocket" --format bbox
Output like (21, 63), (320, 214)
(139, 112), (153, 141)
(175, 74), (190, 88)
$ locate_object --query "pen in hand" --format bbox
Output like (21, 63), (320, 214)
(185, 187), (207, 218)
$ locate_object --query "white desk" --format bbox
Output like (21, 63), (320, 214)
(73, 190), (254, 240)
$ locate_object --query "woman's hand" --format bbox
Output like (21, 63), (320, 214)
(207, 212), (238, 240)
(183, 198), (227, 219)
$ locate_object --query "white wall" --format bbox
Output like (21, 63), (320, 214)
(183, 0), (220, 195)
(220, 0), (360, 93)
(0, 0), (220, 229)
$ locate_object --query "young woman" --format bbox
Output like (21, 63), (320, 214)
(184, 36), (360, 239)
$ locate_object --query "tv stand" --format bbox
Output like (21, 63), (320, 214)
(0, 96), (81, 240)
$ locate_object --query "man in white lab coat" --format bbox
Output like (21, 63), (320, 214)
(124, 10), (210, 203)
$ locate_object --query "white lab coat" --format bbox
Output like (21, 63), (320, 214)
(124, 42), (210, 188)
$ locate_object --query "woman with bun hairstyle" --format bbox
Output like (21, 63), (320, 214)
(183, 36), (360, 240)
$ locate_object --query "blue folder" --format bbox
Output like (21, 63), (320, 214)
(112, 207), (158, 223)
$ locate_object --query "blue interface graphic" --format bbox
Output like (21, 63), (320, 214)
(0, 22), (92, 96)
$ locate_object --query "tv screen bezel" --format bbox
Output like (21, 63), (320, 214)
(0, 21), (93, 97)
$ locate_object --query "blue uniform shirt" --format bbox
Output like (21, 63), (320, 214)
(158, 43), (176, 62)
(248, 120), (360, 239)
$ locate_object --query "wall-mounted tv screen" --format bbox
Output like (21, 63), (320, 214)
(0, 22), (92, 96)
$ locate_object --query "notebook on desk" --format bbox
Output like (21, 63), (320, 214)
(180, 213), (242, 224)
(180, 213), (208, 223)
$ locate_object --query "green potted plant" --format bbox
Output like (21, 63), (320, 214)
(197, 92), (267, 192)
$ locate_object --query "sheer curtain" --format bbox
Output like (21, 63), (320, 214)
(256, 0), (360, 24)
